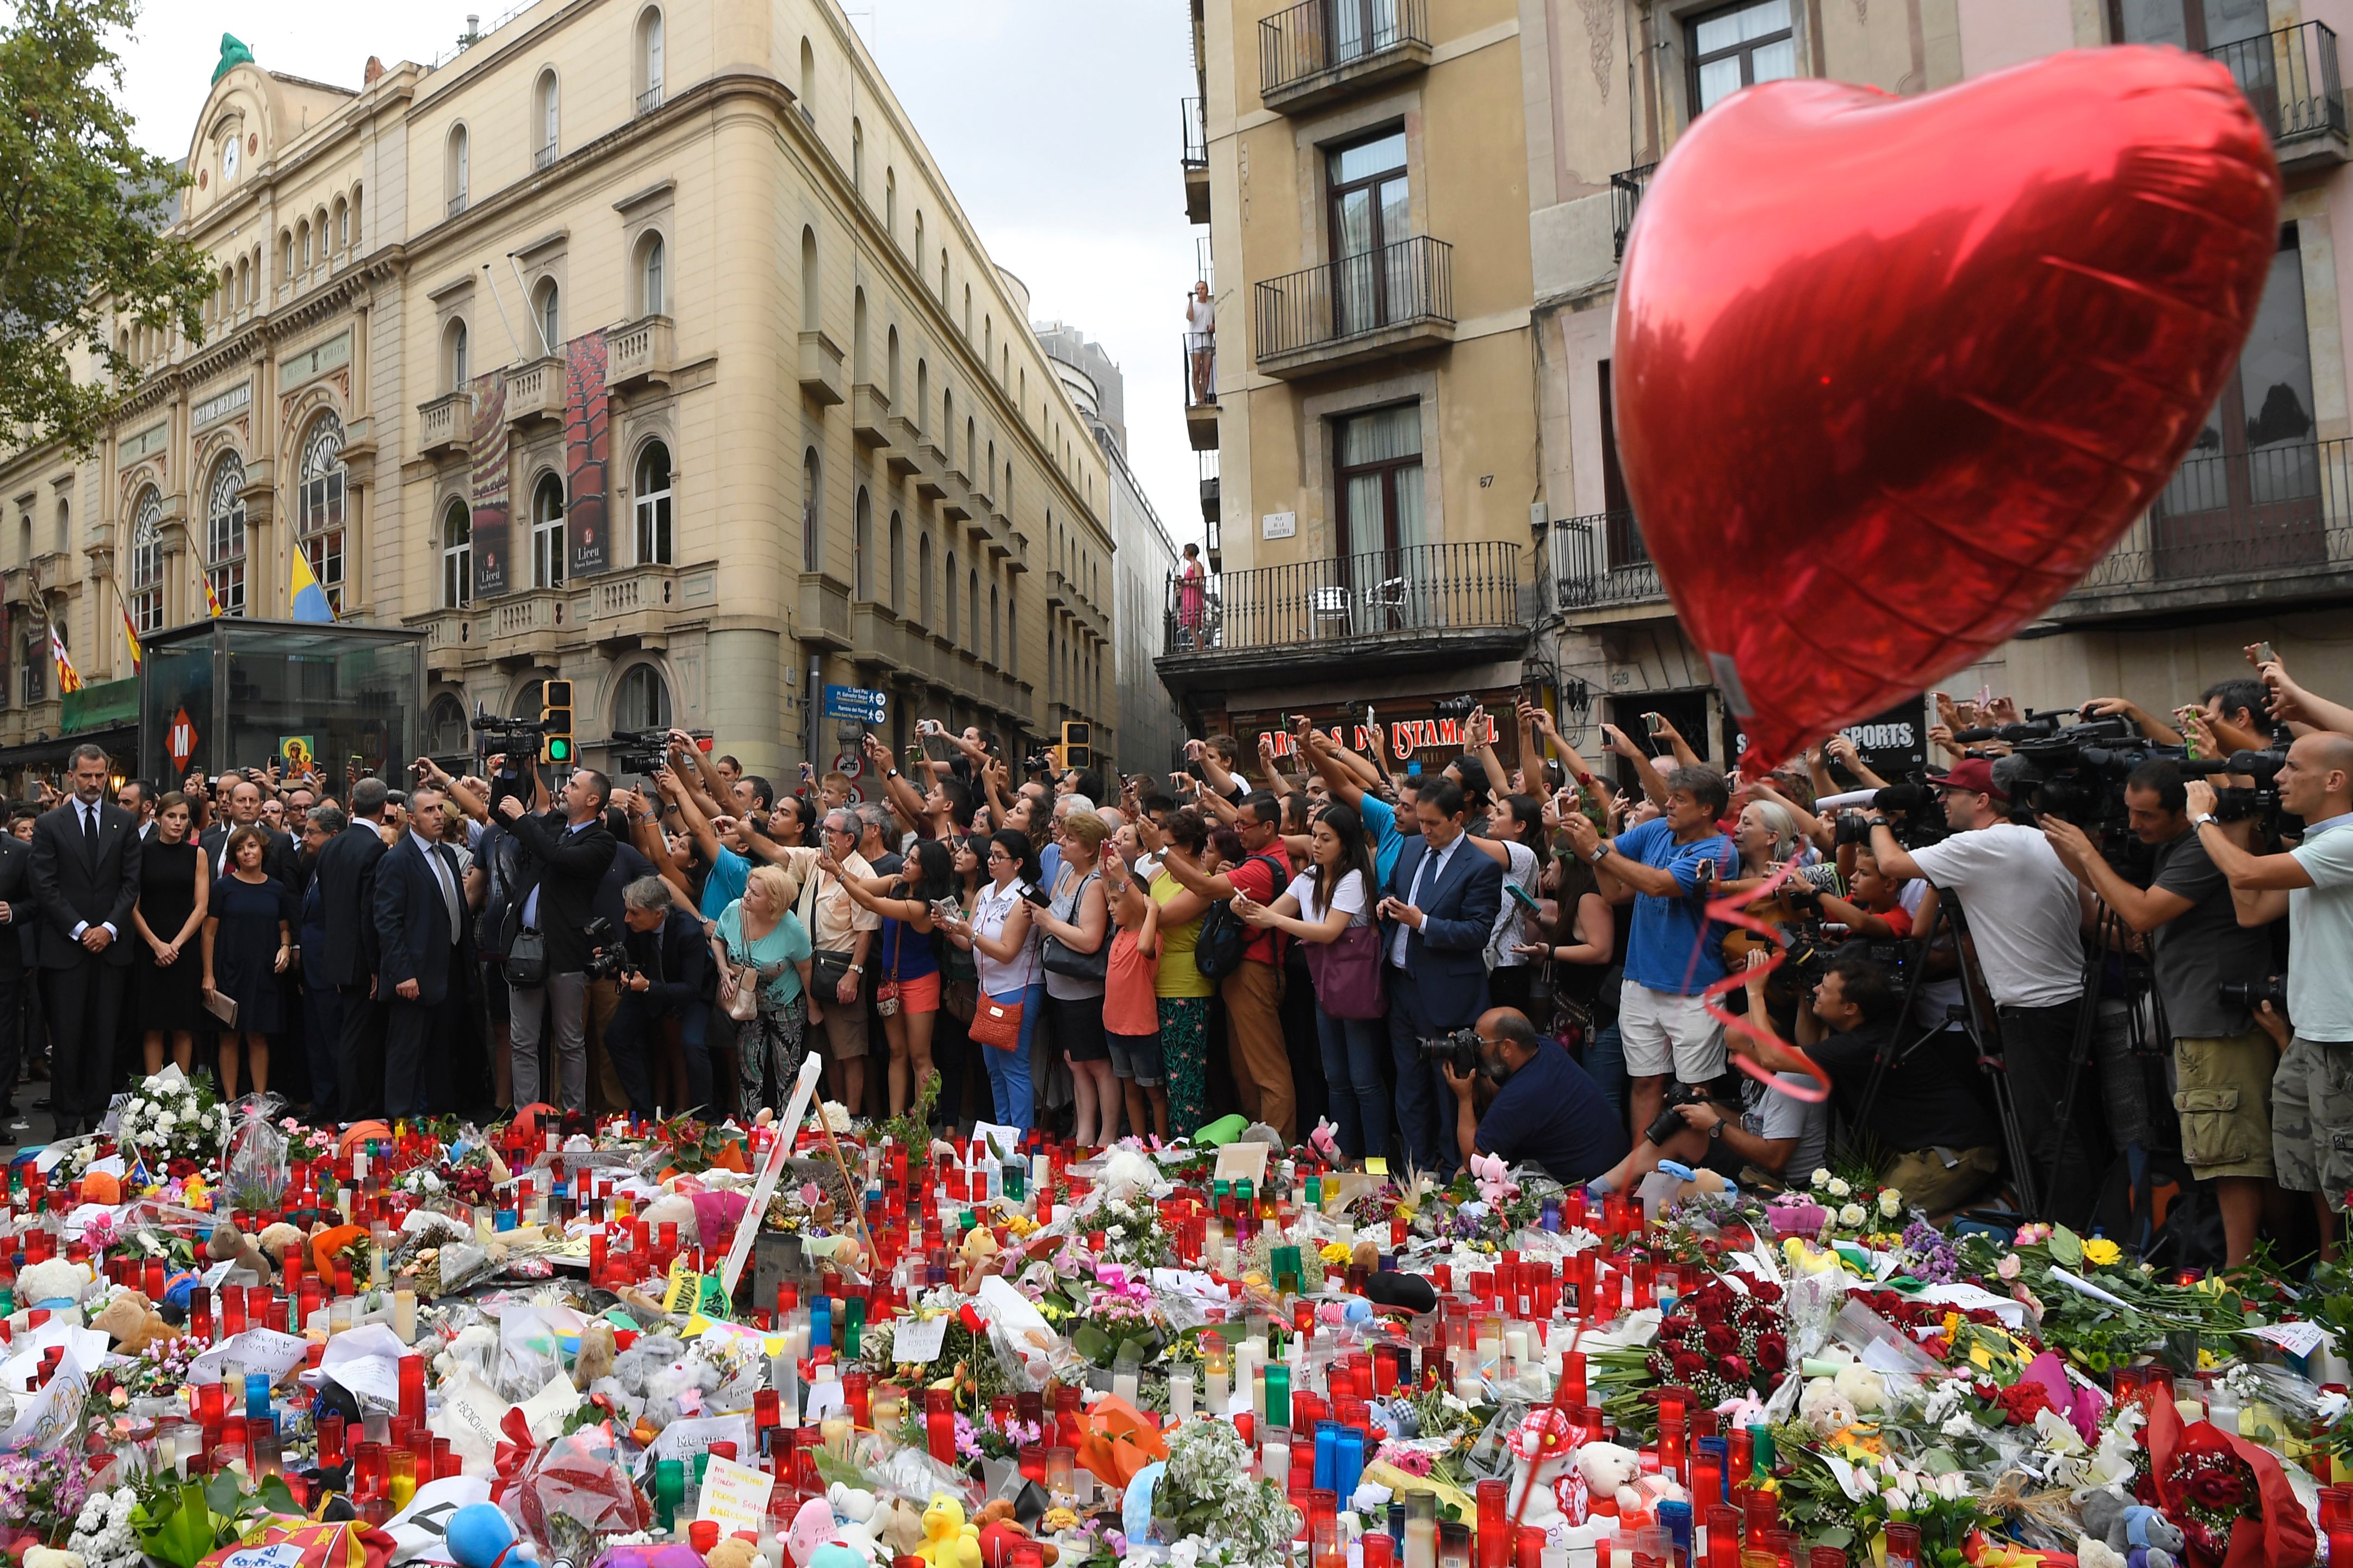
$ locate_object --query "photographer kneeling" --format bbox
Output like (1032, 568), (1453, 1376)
(1439, 1006), (1627, 1186)
(605, 875), (712, 1117)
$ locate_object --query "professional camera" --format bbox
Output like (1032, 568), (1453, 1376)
(1417, 1026), (1483, 1078)
(1023, 744), (1058, 778)
(2178, 748), (2289, 823)
(1431, 694), (1477, 720)
(1643, 1083), (1712, 1147)
(472, 702), (554, 813)
(611, 726), (671, 777)
(1850, 775), (1950, 849)
(580, 917), (631, 982)
(2218, 974), (2288, 1015)
(1338, 699), (1370, 724)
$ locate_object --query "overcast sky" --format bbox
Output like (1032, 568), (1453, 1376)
(103, 0), (1206, 558)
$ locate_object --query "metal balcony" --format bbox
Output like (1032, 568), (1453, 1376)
(533, 144), (558, 172)
(636, 83), (665, 117)
(1183, 333), (1218, 450)
(1551, 512), (1667, 611)
(1259, 0), (1431, 114)
(1182, 97), (1210, 224)
(1611, 164), (1657, 262)
(2206, 22), (2349, 170)
(1253, 235), (1454, 377)
(1160, 540), (1522, 664)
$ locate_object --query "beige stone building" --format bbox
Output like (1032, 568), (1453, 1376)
(0, 0), (1121, 788)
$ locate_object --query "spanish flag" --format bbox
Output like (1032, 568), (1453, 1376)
(202, 573), (223, 618)
(290, 543), (334, 624)
(121, 603), (141, 670)
(49, 624), (80, 694)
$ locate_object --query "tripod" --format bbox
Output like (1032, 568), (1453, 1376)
(1845, 887), (2040, 1218)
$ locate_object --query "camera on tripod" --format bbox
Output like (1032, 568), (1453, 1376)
(1417, 1026), (1482, 1077)
(580, 917), (631, 982)
(2217, 973), (2287, 1014)
(611, 726), (671, 777)
(1833, 775), (1949, 849)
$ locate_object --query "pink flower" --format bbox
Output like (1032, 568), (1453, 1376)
(1996, 1253), (2021, 1280)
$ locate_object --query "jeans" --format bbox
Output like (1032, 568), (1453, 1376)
(1316, 1005), (1388, 1161)
(982, 982), (1043, 1132)
(510, 971), (589, 1112)
(1997, 998), (2109, 1228)
(1583, 1020), (1628, 1125)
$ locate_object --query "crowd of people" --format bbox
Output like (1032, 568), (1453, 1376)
(4, 643), (2348, 1268)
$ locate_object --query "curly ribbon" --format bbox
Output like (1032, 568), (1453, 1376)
(1676, 858), (1833, 1105)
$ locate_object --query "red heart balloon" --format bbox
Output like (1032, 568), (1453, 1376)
(1613, 47), (2280, 769)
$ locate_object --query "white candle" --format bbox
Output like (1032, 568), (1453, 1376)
(1170, 1370), (1195, 1422)
(1505, 1330), (1530, 1366)
(1113, 1371), (1139, 1404)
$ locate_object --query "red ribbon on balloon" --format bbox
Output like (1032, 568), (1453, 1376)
(1675, 860), (1832, 1106)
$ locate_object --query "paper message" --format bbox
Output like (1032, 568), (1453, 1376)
(189, 1327), (308, 1387)
(697, 1454), (776, 1530)
(520, 1371), (584, 1441)
(2246, 1321), (2330, 1359)
(804, 1378), (846, 1421)
(430, 1370), (508, 1468)
(649, 1413), (755, 1466)
(890, 1316), (948, 1364)
(971, 1122), (1025, 1164)
(3, 1341), (88, 1450)
(1214, 1141), (1270, 1184)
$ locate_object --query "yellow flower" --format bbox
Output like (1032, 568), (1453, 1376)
(1319, 1242), (1354, 1266)
(2081, 1238), (2121, 1267)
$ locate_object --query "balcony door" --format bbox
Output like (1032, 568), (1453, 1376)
(2151, 226), (2324, 578)
(1329, 0), (1404, 65)
(1328, 130), (1408, 339)
(2112, 0), (2276, 124)
(1687, 0), (1797, 116)
(1337, 405), (1425, 632)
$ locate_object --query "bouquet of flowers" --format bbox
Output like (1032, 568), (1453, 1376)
(0, 1445), (92, 1546)
(1646, 1270), (1791, 1405)
(1093, 1187), (1171, 1270)
(116, 1068), (230, 1166)
(1154, 1416), (1300, 1562)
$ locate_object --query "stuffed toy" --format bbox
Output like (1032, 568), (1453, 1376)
(1801, 1377), (1859, 1438)
(824, 1486), (886, 1565)
(573, 1321), (618, 1391)
(914, 1495), (980, 1568)
(25, 1547), (88, 1568)
(208, 1221), (275, 1284)
(90, 1289), (173, 1354)
(781, 1497), (838, 1568)
(591, 1333), (718, 1432)
(1833, 1363), (1888, 1416)
(2076, 1488), (2183, 1568)
(641, 1193), (700, 1246)
(17, 1258), (90, 1311)
(1099, 1147), (1158, 1201)
(1574, 1441), (1646, 1517)
(257, 1222), (307, 1267)
(705, 1540), (759, 1568)
(973, 1502), (1058, 1568)
(1504, 1408), (1585, 1533)
(874, 1498), (929, 1559)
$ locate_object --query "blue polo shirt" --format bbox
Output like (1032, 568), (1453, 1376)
(698, 844), (750, 921)
(1614, 817), (1736, 995)
(1357, 791), (1405, 888)
(1476, 1041), (1628, 1186)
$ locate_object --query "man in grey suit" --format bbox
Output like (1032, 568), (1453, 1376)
(29, 744), (141, 1135)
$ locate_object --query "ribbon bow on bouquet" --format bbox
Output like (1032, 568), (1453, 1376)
(491, 1408), (538, 1503)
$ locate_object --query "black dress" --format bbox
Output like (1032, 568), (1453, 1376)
(210, 874), (294, 1034)
(134, 839), (204, 1034)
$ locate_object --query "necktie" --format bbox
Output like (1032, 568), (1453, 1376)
(82, 804), (97, 858)
(432, 845), (462, 939)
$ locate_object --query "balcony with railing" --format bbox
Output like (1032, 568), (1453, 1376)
(1551, 512), (1667, 612)
(1182, 97), (1210, 224)
(1612, 164), (1657, 262)
(609, 315), (674, 391)
(1199, 449), (1221, 531)
(1255, 235), (1454, 377)
(636, 83), (665, 117)
(533, 143), (558, 171)
(2206, 23), (2348, 169)
(1157, 540), (1524, 682)
(417, 390), (474, 458)
(1259, 0), (1431, 114)
(1184, 332), (1219, 449)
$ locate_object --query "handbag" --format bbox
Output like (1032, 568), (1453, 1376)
(721, 960), (760, 1023)
(1193, 852), (1285, 981)
(1040, 872), (1108, 981)
(971, 993), (1024, 1050)
(811, 948), (855, 996)
(506, 926), (549, 988)
(1304, 920), (1386, 1020)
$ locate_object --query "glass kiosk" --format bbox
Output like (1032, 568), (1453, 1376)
(139, 619), (425, 788)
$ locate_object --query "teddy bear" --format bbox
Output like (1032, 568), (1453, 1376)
(17, 1258), (91, 1312)
(257, 1222), (308, 1267)
(875, 1498), (930, 1559)
(572, 1321), (618, 1391)
(823, 1485), (887, 1564)
(592, 1333), (720, 1435)
(90, 1289), (173, 1354)
(1574, 1441), (1647, 1517)
(914, 1494), (981, 1568)
(974, 1501), (1059, 1568)
(1504, 1409), (1585, 1533)
(1801, 1376), (1859, 1438)
(207, 1221), (274, 1284)
(2077, 1487), (2184, 1568)
(1833, 1363), (1887, 1416)
(705, 1540), (759, 1568)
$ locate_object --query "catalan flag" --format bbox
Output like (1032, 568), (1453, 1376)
(49, 624), (79, 694)
(202, 572), (223, 619)
(121, 603), (141, 670)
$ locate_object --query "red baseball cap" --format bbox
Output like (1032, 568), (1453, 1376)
(1924, 756), (2008, 801)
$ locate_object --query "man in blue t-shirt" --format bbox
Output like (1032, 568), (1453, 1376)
(1443, 1006), (1628, 1186)
(1560, 766), (1736, 1147)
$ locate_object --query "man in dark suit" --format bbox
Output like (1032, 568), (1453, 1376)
(376, 784), (476, 1118)
(29, 744), (141, 1135)
(498, 767), (618, 1113)
(0, 825), (37, 1135)
(200, 777), (300, 885)
(317, 776), (391, 1119)
(296, 803), (345, 1119)
(1379, 777), (1502, 1175)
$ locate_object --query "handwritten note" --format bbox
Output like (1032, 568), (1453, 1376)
(2245, 1321), (2330, 1359)
(697, 1454), (776, 1531)
(891, 1316), (948, 1364)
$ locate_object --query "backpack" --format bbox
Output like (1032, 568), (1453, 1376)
(1194, 852), (1286, 982)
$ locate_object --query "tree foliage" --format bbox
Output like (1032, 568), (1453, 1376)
(0, 0), (214, 455)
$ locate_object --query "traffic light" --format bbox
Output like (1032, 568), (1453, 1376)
(541, 679), (575, 766)
(1060, 719), (1091, 771)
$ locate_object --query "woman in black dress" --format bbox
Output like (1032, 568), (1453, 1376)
(132, 791), (209, 1074)
(201, 825), (293, 1099)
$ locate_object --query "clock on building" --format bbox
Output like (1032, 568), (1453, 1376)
(221, 135), (240, 183)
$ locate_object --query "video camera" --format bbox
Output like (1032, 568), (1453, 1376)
(580, 916), (631, 982)
(2177, 747), (2289, 822)
(1832, 774), (1950, 850)
(1417, 1026), (1482, 1078)
(611, 726), (672, 778)
(1023, 744), (1058, 779)
(1431, 695), (1477, 720)
(1643, 1083), (1712, 1146)
(471, 702), (553, 814)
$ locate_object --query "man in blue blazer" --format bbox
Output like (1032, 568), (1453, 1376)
(1379, 777), (1502, 1174)
(375, 783), (476, 1118)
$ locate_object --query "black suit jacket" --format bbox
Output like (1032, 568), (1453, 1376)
(1382, 832), (1503, 1027)
(29, 798), (142, 968)
(375, 833), (473, 1006)
(0, 836), (36, 969)
(315, 820), (389, 988)
(502, 810), (617, 974)
(199, 823), (301, 889)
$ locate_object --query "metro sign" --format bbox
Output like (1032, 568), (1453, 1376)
(166, 707), (199, 773)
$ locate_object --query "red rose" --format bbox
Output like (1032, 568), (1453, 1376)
(2185, 1466), (2249, 1512)
(1742, 1306), (1779, 1333)
(1721, 1354), (1754, 1387)
(1673, 1352), (1707, 1380)
(1995, 1382), (2054, 1426)
(1747, 1281), (1784, 1305)
(1703, 1322), (1737, 1357)
(1753, 1333), (1788, 1373)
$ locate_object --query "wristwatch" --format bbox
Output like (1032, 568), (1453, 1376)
(1708, 1119), (1724, 1141)
(2191, 813), (2220, 831)
(1587, 839), (1611, 865)
(848, 963), (864, 973)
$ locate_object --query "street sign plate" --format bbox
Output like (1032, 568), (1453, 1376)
(822, 685), (886, 724)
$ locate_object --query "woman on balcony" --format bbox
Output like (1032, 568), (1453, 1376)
(1176, 542), (1208, 651)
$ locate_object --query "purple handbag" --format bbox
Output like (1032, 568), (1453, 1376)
(1306, 920), (1387, 1020)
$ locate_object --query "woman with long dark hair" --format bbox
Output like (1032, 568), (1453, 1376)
(827, 837), (953, 1116)
(1236, 800), (1385, 1159)
(1467, 792), (1548, 1017)
(1032, 810), (1115, 1146)
(938, 827), (1044, 1133)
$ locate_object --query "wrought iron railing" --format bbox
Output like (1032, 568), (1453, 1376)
(2071, 438), (2350, 593)
(1551, 512), (1666, 608)
(637, 84), (665, 116)
(1254, 235), (1452, 363)
(1162, 540), (1520, 657)
(533, 143), (558, 171)
(1611, 164), (1657, 262)
(1259, 0), (1429, 99)
(2206, 22), (2346, 146)
(1183, 334), (1216, 410)
(1181, 97), (1208, 168)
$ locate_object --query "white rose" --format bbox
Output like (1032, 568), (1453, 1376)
(1826, 1177), (1852, 1198)
(1838, 1203), (1866, 1227)
(1878, 1190), (1902, 1217)
(1811, 1167), (1832, 1190)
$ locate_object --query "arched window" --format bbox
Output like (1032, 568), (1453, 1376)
(442, 498), (472, 608)
(798, 36), (816, 120)
(989, 582), (999, 667)
(888, 511), (903, 609)
(615, 662), (673, 730)
(532, 279), (560, 354)
(636, 7), (665, 111)
(918, 531), (933, 625)
(278, 229), (292, 276)
(206, 452), (247, 616)
(427, 693), (470, 756)
(54, 497), (69, 558)
(535, 70), (561, 166)
(943, 389), (955, 465)
(984, 316), (991, 368)
(914, 212), (924, 270)
(963, 283), (971, 338)
(444, 318), (470, 392)
(350, 184), (362, 247)
(965, 416), (976, 480)
(852, 117), (864, 192)
(446, 125), (469, 214)
(853, 487), (873, 600)
(637, 232), (665, 316)
(296, 220), (311, 271)
(531, 472), (566, 588)
(967, 567), (979, 654)
(332, 196), (349, 253)
(1007, 598), (1017, 681)
(939, 250), (949, 304)
(944, 549), (958, 642)
(800, 226), (819, 332)
(915, 360), (928, 432)
(635, 441), (672, 564)
(801, 447), (822, 574)
(885, 169), (896, 238)
(886, 326), (901, 404)
(297, 414), (346, 612)
(128, 488), (164, 634)
(20, 625), (42, 706)
(853, 288), (868, 383)
(235, 256), (250, 308)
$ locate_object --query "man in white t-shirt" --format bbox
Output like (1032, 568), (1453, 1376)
(1868, 756), (2101, 1225)
(2188, 730), (2353, 1256)
(1185, 282), (1216, 405)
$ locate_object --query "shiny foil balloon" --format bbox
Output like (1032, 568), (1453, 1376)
(1612, 47), (2280, 770)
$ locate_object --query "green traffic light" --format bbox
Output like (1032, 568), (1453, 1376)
(548, 737), (573, 762)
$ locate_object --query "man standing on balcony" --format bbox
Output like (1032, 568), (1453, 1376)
(1185, 282), (1216, 407)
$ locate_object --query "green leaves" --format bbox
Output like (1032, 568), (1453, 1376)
(2047, 1225), (2084, 1268)
(133, 1470), (306, 1567)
